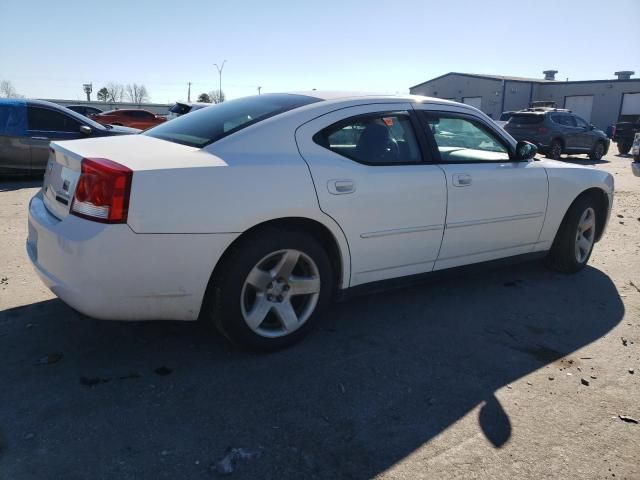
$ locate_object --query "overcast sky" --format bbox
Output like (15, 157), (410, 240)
(1, 0), (638, 103)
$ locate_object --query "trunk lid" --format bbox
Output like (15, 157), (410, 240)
(42, 135), (203, 220)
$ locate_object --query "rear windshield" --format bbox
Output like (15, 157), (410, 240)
(169, 103), (191, 115)
(508, 114), (544, 125)
(144, 93), (322, 147)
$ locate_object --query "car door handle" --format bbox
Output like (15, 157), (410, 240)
(30, 136), (49, 140)
(452, 173), (472, 187)
(327, 179), (355, 195)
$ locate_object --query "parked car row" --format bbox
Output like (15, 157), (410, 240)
(0, 99), (139, 174)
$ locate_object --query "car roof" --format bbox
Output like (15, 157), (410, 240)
(291, 90), (457, 105)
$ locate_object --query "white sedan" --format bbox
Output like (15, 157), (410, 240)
(27, 92), (614, 349)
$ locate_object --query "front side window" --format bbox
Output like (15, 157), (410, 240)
(421, 114), (510, 163)
(574, 116), (588, 128)
(313, 112), (421, 165)
(28, 107), (80, 132)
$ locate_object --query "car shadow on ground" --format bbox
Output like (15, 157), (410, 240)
(0, 177), (42, 192)
(0, 262), (624, 479)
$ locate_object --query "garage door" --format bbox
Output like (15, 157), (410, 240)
(462, 97), (482, 110)
(621, 93), (640, 115)
(565, 95), (594, 122)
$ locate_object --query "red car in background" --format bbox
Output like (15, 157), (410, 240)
(90, 109), (166, 130)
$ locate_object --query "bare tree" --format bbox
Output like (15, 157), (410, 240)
(105, 82), (124, 102)
(125, 83), (149, 104)
(0, 80), (24, 98)
(197, 93), (211, 103)
(209, 89), (225, 104)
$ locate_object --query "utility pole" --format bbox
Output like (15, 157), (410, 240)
(257, 86), (262, 95)
(82, 82), (92, 101)
(214, 60), (226, 102)
(187, 82), (191, 103)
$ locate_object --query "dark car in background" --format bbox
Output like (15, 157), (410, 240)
(167, 102), (211, 120)
(0, 99), (139, 175)
(66, 105), (104, 117)
(613, 119), (640, 154)
(504, 109), (609, 160)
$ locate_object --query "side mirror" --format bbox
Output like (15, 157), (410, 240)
(515, 140), (537, 161)
(79, 125), (92, 135)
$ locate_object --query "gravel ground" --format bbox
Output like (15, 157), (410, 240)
(1, 152), (639, 479)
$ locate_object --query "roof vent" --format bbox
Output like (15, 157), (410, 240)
(543, 70), (558, 81)
(614, 70), (634, 80)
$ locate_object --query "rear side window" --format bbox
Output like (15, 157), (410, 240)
(144, 94), (321, 147)
(508, 114), (544, 125)
(313, 112), (422, 165)
(28, 107), (80, 132)
(553, 114), (577, 127)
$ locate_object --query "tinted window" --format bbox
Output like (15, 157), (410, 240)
(507, 114), (544, 125)
(314, 112), (421, 165)
(144, 94), (321, 147)
(169, 103), (191, 115)
(499, 112), (513, 121)
(574, 116), (588, 128)
(422, 114), (510, 163)
(28, 107), (81, 132)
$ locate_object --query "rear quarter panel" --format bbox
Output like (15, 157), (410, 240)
(127, 122), (352, 287)
(535, 160), (614, 250)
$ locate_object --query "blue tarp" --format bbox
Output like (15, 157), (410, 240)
(0, 98), (27, 136)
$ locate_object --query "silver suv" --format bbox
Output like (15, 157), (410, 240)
(505, 109), (610, 161)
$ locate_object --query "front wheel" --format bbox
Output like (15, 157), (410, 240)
(617, 141), (631, 155)
(203, 228), (333, 350)
(546, 196), (597, 273)
(546, 140), (563, 160)
(589, 141), (605, 160)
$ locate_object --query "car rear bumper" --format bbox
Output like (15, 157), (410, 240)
(27, 192), (237, 321)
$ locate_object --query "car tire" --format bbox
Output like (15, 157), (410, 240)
(589, 141), (605, 160)
(545, 195), (598, 273)
(546, 140), (563, 160)
(617, 142), (631, 155)
(202, 227), (334, 351)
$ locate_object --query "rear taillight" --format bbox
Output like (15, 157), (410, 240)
(71, 158), (132, 223)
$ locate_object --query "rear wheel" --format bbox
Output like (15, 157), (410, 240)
(617, 141), (631, 155)
(589, 141), (605, 160)
(203, 228), (333, 350)
(547, 140), (563, 160)
(546, 195), (597, 273)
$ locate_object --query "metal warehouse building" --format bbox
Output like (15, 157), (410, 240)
(409, 70), (640, 130)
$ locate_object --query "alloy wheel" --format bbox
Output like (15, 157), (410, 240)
(575, 207), (595, 263)
(240, 249), (321, 338)
(593, 143), (604, 159)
